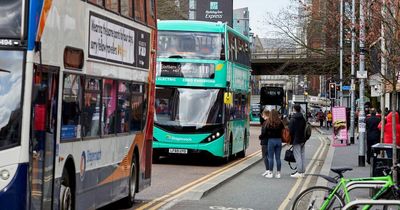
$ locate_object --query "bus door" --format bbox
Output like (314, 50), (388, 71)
(30, 65), (59, 210)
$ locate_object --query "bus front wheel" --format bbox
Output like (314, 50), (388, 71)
(60, 169), (73, 210)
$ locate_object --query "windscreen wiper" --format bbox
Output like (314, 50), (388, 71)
(0, 68), (10, 73)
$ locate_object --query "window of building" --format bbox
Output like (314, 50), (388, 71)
(82, 78), (101, 138)
(102, 79), (117, 135)
(117, 81), (131, 133)
(121, 0), (133, 18)
(61, 74), (83, 140)
(105, 0), (119, 13)
(134, 0), (145, 22)
(146, 0), (156, 27)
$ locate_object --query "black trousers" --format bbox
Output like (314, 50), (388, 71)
(367, 139), (379, 164)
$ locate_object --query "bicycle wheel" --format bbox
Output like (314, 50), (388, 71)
(291, 186), (345, 210)
(379, 187), (400, 210)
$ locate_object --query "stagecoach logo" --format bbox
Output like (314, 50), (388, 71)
(80, 151), (86, 181)
(166, 135), (191, 142)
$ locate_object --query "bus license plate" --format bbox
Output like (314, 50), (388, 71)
(168, 149), (188, 154)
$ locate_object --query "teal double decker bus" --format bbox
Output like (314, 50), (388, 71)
(154, 20), (251, 161)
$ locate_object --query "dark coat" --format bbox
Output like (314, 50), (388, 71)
(259, 121), (268, 145)
(289, 112), (306, 145)
(366, 114), (380, 143)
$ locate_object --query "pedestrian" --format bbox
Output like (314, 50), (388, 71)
(259, 109), (270, 176)
(289, 104), (307, 178)
(326, 111), (333, 129)
(263, 109), (285, 178)
(366, 108), (380, 164)
(317, 109), (325, 127)
(378, 111), (400, 158)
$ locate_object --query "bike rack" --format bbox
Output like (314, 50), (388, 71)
(343, 199), (400, 210)
(345, 181), (387, 192)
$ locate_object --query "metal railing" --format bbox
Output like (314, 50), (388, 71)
(251, 48), (338, 60)
(343, 199), (400, 210)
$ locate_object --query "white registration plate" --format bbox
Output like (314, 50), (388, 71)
(168, 148), (188, 154)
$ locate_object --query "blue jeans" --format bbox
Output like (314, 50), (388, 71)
(268, 138), (282, 171)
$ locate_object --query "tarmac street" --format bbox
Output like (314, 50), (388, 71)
(101, 126), (375, 210)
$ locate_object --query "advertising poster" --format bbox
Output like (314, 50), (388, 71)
(332, 107), (348, 146)
(196, 0), (233, 27)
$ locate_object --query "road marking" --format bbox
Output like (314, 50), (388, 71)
(299, 137), (328, 193)
(277, 135), (327, 210)
(136, 151), (262, 210)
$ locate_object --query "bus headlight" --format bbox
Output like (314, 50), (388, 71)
(201, 129), (224, 143)
(0, 170), (10, 180)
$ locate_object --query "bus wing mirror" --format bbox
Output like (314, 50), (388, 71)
(224, 92), (233, 105)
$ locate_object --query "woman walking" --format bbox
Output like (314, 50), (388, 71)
(264, 109), (284, 178)
(259, 110), (270, 176)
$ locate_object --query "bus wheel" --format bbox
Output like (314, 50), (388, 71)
(122, 155), (137, 207)
(60, 170), (73, 210)
(152, 151), (160, 164)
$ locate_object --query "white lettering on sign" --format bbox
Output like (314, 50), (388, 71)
(89, 14), (135, 64)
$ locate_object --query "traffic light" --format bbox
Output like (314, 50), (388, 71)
(329, 83), (336, 99)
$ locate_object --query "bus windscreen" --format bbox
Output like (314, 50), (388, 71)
(0, 0), (22, 38)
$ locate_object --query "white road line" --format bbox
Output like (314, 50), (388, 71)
(277, 135), (326, 210)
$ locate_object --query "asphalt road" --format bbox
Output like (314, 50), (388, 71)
(101, 126), (263, 210)
(155, 132), (328, 210)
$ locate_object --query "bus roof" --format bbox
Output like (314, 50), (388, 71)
(157, 20), (249, 41)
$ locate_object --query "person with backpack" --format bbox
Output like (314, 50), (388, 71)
(289, 104), (307, 178)
(259, 109), (270, 177)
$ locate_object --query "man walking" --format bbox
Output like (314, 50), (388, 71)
(289, 104), (307, 178)
(366, 108), (380, 164)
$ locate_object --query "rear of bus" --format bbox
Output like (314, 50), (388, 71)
(153, 20), (229, 160)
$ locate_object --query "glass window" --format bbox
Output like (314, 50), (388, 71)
(117, 81), (130, 133)
(0, 50), (23, 150)
(102, 79), (117, 135)
(105, 0), (119, 13)
(0, 0), (22, 38)
(158, 31), (223, 60)
(88, 0), (104, 6)
(61, 74), (83, 140)
(155, 87), (223, 128)
(134, 0), (145, 22)
(146, 0), (156, 27)
(82, 78), (101, 138)
(121, 0), (133, 18)
(130, 83), (143, 132)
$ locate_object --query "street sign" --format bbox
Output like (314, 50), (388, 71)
(342, 85), (351, 91)
(357, 71), (368, 79)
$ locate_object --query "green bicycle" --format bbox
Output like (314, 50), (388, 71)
(291, 164), (400, 210)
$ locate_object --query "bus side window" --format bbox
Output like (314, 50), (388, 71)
(61, 74), (83, 140)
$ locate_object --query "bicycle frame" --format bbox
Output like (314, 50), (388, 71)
(321, 175), (394, 210)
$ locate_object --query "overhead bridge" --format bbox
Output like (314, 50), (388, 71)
(250, 48), (338, 75)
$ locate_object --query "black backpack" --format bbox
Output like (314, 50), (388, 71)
(304, 122), (312, 141)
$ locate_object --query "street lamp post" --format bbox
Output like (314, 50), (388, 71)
(358, 0), (366, 167)
(339, 0), (344, 106)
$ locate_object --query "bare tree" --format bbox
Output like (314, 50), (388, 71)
(157, 0), (189, 20)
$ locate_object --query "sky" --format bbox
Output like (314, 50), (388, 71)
(233, 0), (292, 38)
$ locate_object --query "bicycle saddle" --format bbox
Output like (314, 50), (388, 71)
(331, 167), (353, 177)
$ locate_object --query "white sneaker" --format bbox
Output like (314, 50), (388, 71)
(275, 172), (281, 179)
(265, 171), (273, 178)
(262, 170), (271, 176)
(290, 172), (304, 178)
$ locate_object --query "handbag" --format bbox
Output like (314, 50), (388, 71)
(284, 146), (297, 170)
(281, 127), (291, 144)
